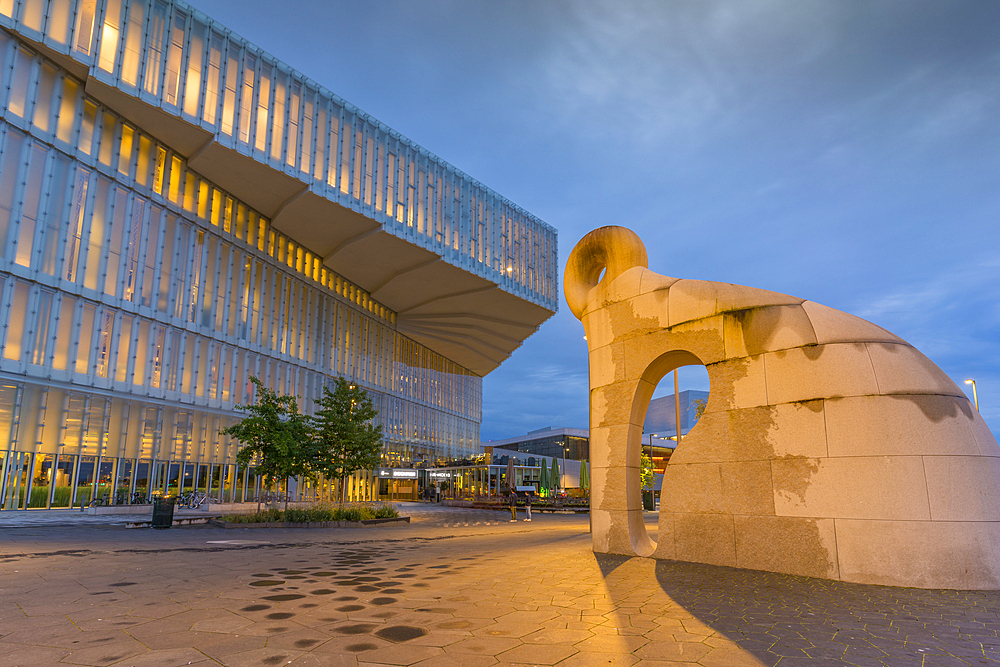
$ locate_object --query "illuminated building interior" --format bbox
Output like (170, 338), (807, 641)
(0, 0), (557, 509)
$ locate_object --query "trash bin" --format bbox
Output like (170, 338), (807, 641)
(151, 495), (176, 529)
(642, 490), (655, 511)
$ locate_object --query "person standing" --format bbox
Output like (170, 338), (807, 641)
(524, 491), (532, 521)
(508, 489), (518, 522)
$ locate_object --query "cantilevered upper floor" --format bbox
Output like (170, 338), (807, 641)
(0, 0), (557, 375)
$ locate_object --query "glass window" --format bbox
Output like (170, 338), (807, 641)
(94, 309), (113, 377)
(75, 303), (95, 374)
(21, 0), (44, 32)
(120, 1), (144, 86)
(238, 53), (255, 144)
(220, 49), (239, 135)
(114, 315), (133, 383)
(0, 129), (27, 259)
(133, 320), (149, 386)
(31, 290), (54, 366)
(254, 65), (270, 152)
(33, 63), (57, 133)
(271, 74), (286, 161)
(16, 144), (49, 268)
(46, 0), (72, 45)
(78, 101), (97, 156)
(143, 2), (168, 96)
(163, 12), (185, 106)
(183, 23), (205, 117)
(64, 167), (89, 283)
(286, 84), (300, 168)
(83, 176), (109, 291)
(7, 48), (33, 118)
(3, 282), (30, 360)
(203, 33), (223, 125)
(52, 296), (75, 371)
(73, 0), (98, 55)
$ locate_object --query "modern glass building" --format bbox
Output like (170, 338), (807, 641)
(0, 0), (557, 509)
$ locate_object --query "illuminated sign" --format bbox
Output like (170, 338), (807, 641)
(427, 470), (452, 479)
(377, 468), (418, 479)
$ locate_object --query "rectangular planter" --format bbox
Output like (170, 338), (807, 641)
(207, 516), (410, 529)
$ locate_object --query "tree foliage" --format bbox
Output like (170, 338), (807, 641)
(641, 453), (654, 491)
(222, 377), (315, 508)
(312, 377), (384, 502)
(221, 376), (385, 507)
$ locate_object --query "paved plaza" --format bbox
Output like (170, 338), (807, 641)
(1, 504), (999, 666)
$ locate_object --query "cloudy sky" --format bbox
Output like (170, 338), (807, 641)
(195, 0), (999, 440)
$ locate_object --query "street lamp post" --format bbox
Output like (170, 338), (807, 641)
(563, 446), (568, 492)
(647, 433), (657, 470)
(966, 379), (979, 412)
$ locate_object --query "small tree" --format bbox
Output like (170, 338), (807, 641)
(641, 453), (654, 491)
(312, 377), (383, 504)
(222, 377), (314, 512)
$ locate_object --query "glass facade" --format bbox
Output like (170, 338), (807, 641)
(0, 0), (557, 509)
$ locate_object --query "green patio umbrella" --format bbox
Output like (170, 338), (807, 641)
(550, 457), (560, 491)
(580, 460), (589, 491)
(539, 458), (549, 495)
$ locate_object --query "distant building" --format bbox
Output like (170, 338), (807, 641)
(484, 427), (589, 461)
(643, 390), (709, 437)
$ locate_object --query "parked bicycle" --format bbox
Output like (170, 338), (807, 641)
(176, 490), (220, 509)
(88, 493), (110, 507)
(253, 491), (290, 504)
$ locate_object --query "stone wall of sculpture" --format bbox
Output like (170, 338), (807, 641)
(565, 226), (1000, 590)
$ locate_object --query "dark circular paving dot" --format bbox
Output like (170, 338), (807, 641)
(336, 605), (365, 612)
(353, 576), (380, 582)
(381, 589), (405, 594)
(310, 589), (337, 595)
(110, 582), (138, 586)
(333, 596), (357, 601)
(345, 643), (378, 652)
(313, 571), (336, 576)
(394, 574), (416, 578)
(279, 570), (308, 574)
(266, 612), (295, 620)
(294, 639), (320, 648)
(354, 585), (379, 592)
(428, 565), (449, 569)
(241, 604), (270, 612)
(412, 583), (429, 588)
(263, 594), (305, 601)
(372, 611), (396, 619)
(262, 654), (285, 665)
(332, 623), (378, 635)
(375, 626), (427, 643)
(437, 620), (474, 630)
(250, 580), (285, 587)
(370, 598), (397, 606)
(252, 573), (276, 577)
(300, 603), (318, 608)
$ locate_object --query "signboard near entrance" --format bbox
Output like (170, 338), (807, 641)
(377, 468), (418, 479)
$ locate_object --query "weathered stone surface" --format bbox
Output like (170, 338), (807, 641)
(565, 225), (1000, 589)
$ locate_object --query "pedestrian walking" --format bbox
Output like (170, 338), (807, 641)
(524, 491), (532, 521)
(508, 488), (518, 522)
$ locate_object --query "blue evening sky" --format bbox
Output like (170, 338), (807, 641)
(194, 0), (1000, 441)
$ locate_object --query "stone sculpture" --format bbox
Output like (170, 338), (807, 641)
(566, 226), (1000, 590)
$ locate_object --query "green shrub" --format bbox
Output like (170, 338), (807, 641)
(218, 502), (400, 524)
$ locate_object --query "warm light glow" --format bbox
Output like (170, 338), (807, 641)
(966, 379), (975, 384)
